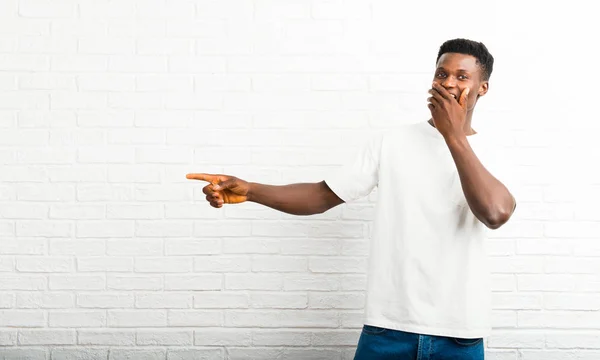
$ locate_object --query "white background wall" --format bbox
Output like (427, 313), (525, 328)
(0, 0), (598, 359)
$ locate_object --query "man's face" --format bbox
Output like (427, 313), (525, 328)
(432, 52), (488, 111)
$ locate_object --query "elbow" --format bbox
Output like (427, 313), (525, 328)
(484, 205), (515, 230)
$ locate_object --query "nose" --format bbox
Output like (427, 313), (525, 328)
(441, 76), (457, 89)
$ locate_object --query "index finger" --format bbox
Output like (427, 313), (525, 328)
(186, 173), (217, 183)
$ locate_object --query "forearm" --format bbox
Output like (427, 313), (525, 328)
(247, 181), (342, 216)
(445, 135), (516, 229)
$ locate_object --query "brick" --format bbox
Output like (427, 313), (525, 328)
(78, 146), (134, 163)
(0, 203), (47, 219)
(50, 204), (105, 219)
(106, 239), (162, 256)
(518, 275), (575, 292)
(17, 184), (74, 201)
(79, 37), (135, 55)
(165, 204), (221, 220)
(107, 310), (167, 327)
(0, 275), (46, 290)
(0, 55), (49, 72)
(520, 350), (600, 360)
(516, 239), (570, 255)
(18, 0), (76, 17)
(16, 221), (72, 237)
(18, 74), (75, 91)
(78, 73), (135, 92)
(49, 239), (104, 256)
(280, 239), (338, 255)
(545, 257), (600, 274)
(194, 256), (251, 272)
(135, 220), (192, 237)
(136, 74), (193, 91)
(168, 56), (226, 73)
(18, 329), (76, 345)
(51, 91), (107, 110)
(49, 310), (105, 327)
(0, 221), (14, 236)
(77, 257), (133, 272)
(0, 330), (16, 346)
(76, 221), (134, 238)
(110, 349), (166, 360)
(108, 165), (162, 184)
(492, 310), (517, 328)
(0, 310), (45, 327)
(135, 147), (192, 164)
(109, 55), (167, 73)
(16, 257), (73, 272)
(252, 256), (307, 272)
(193, 292), (248, 309)
(487, 331), (545, 348)
(77, 293), (134, 309)
(253, 221), (363, 238)
(167, 348), (223, 360)
(249, 292), (307, 309)
(135, 293), (192, 309)
(48, 166), (107, 182)
(544, 294), (600, 310)
(165, 239), (220, 255)
(79, 0), (135, 18)
(0, 294), (15, 308)
(195, 329), (251, 347)
(134, 185), (190, 202)
(340, 275), (367, 291)
(51, 348), (108, 360)
(226, 310), (337, 328)
(1, 239), (45, 255)
(490, 256), (544, 274)
(252, 329), (310, 346)
(77, 111), (134, 127)
(167, 310), (223, 327)
(51, 54), (107, 72)
(107, 275), (162, 291)
(284, 274), (339, 291)
(225, 274), (282, 290)
(194, 221), (252, 237)
(49, 275), (104, 290)
(309, 257), (367, 273)
(135, 257), (192, 273)
(134, 110), (193, 128)
(0, 349), (46, 360)
(308, 292), (365, 309)
(136, 330), (193, 345)
(492, 293), (542, 310)
(78, 330), (135, 346)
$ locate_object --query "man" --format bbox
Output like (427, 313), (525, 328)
(187, 38), (516, 359)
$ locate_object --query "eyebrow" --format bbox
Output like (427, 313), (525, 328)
(436, 67), (472, 73)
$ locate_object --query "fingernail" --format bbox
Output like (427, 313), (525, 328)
(213, 185), (220, 190)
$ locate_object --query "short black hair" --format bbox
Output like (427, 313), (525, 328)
(436, 38), (494, 81)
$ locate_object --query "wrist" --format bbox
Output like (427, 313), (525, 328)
(247, 182), (257, 202)
(444, 132), (468, 147)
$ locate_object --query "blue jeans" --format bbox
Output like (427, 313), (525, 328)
(354, 325), (484, 360)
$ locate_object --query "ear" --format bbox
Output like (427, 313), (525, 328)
(477, 81), (489, 98)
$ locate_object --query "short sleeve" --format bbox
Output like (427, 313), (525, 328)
(324, 134), (383, 203)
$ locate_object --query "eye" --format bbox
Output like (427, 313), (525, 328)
(436, 72), (446, 78)
(458, 75), (468, 80)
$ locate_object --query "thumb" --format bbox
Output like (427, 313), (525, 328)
(459, 87), (470, 108)
(212, 178), (236, 191)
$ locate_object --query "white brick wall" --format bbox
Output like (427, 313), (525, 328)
(0, 0), (597, 358)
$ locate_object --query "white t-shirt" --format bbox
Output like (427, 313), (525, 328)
(325, 120), (508, 339)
